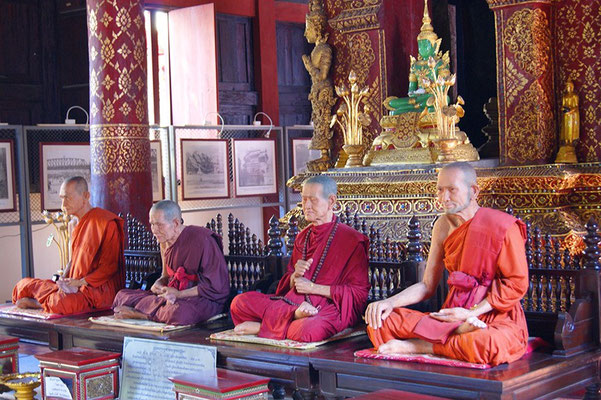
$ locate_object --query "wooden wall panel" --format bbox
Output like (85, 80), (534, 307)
(276, 22), (311, 127)
(217, 14), (257, 125)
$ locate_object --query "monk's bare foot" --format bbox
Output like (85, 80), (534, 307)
(378, 339), (433, 355)
(294, 301), (318, 320)
(454, 316), (487, 335)
(15, 298), (42, 310)
(234, 321), (260, 335)
(113, 306), (148, 320)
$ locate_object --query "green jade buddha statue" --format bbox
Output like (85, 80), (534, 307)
(384, 0), (450, 116)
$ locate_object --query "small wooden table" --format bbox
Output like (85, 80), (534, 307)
(35, 347), (120, 400)
(170, 368), (270, 399)
(0, 335), (19, 374)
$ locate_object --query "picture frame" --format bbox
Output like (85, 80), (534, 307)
(150, 140), (165, 202)
(291, 138), (321, 177)
(0, 140), (16, 212)
(181, 139), (230, 200)
(233, 138), (277, 197)
(40, 142), (91, 211)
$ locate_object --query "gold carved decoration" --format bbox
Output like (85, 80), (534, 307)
(507, 81), (554, 164)
(503, 8), (550, 78)
(504, 58), (528, 105)
(328, 4), (381, 33)
(90, 125), (150, 174)
(304, 0), (336, 172)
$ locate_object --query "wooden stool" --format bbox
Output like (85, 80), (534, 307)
(349, 389), (450, 399)
(169, 368), (270, 399)
(35, 347), (120, 400)
(0, 335), (19, 374)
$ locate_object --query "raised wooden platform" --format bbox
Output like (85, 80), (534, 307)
(0, 313), (598, 400)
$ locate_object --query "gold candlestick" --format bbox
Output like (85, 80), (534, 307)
(43, 209), (72, 280)
(330, 70), (371, 167)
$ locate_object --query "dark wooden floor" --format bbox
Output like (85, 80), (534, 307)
(0, 314), (599, 400)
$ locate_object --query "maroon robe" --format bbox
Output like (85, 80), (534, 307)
(230, 217), (370, 341)
(113, 226), (229, 325)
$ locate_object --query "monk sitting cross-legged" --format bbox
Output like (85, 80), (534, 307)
(365, 162), (530, 366)
(13, 176), (125, 315)
(112, 200), (229, 325)
(230, 175), (370, 342)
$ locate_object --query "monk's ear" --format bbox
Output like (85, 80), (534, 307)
(328, 194), (336, 209)
(471, 184), (480, 199)
(83, 191), (91, 202)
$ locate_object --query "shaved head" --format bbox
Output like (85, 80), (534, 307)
(440, 162), (477, 188)
(150, 200), (182, 222)
(63, 176), (89, 194)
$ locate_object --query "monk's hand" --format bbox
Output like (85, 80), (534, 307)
(56, 278), (83, 294)
(158, 287), (179, 304)
(365, 299), (394, 330)
(430, 307), (473, 323)
(150, 280), (165, 295)
(294, 277), (316, 294)
(291, 258), (313, 284)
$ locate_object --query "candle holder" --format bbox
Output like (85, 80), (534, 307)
(42, 209), (72, 281)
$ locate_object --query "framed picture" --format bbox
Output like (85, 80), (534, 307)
(150, 140), (165, 202)
(291, 138), (321, 176)
(0, 140), (16, 212)
(181, 139), (230, 200)
(233, 138), (277, 197)
(40, 142), (91, 211)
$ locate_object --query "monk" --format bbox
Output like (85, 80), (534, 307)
(13, 176), (124, 314)
(112, 200), (229, 325)
(230, 175), (370, 342)
(365, 162), (529, 366)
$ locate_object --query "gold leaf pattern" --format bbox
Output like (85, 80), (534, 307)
(504, 58), (527, 105)
(115, 8), (131, 29)
(99, 11), (113, 28)
(503, 8), (550, 78)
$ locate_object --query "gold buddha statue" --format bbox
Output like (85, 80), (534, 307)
(303, 0), (336, 172)
(555, 79), (579, 164)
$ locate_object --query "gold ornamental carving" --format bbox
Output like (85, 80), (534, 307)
(503, 8), (550, 78)
(304, 0), (336, 172)
(328, 4), (381, 33)
(507, 81), (554, 164)
(91, 125), (151, 174)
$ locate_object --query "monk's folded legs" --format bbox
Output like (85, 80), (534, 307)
(15, 298), (42, 309)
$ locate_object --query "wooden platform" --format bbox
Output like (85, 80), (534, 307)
(0, 313), (598, 400)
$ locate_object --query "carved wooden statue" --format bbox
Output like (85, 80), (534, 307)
(303, 0), (336, 172)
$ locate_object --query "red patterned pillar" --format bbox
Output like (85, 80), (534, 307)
(487, 0), (556, 166)
(555, 0), (601, 162)
(86, 0), (152, 223)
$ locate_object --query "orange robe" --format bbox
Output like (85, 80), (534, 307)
(13, 208), (124, 314)
(368, 209), (529, 366)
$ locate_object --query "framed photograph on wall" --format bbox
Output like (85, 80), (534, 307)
(150, 140), (165, 202)
(181, 139), (230, 200)
(0, 140), (16, 212)
(233, 138), (277, 197)
(291, 138), (321, 176)
(40, 142), (91, 211)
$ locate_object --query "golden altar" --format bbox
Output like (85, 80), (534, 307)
(288, 161), (601, 239)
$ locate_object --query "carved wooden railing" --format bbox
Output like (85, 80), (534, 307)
(121, 213), (161, 290)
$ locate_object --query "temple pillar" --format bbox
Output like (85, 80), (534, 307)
(554, 0), (601, 162)
(86, 0), (152, 223)
(324, 0), (424, 161)
(487, 0), (556, 166)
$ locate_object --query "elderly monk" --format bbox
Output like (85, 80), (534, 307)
(13, 176), (124, 314)
(230, 175), (370, 342)
(112, 200), (229, 325)
(366, 162), (529, 366)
